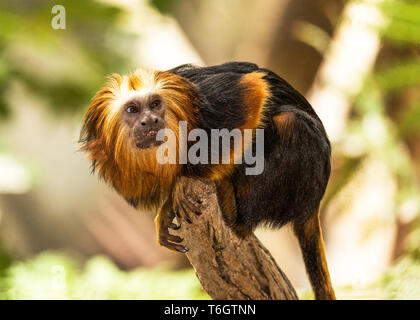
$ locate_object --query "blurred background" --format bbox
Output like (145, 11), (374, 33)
(0, 0), (419, 299)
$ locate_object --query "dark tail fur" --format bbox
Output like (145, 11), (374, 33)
(294, 210), (336, 300)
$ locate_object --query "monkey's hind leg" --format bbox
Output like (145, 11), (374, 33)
(215, 178), (252, 238)
(293, 210), (336, 300)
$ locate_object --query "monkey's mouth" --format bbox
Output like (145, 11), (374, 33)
(143, 130), (158, 137)
(135, 130), (163, 149)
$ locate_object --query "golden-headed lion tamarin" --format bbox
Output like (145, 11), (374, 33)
(80, 62), (335, 300)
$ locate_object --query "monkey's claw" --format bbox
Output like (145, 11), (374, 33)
(168, 222), (181, 230)
(177, 203), (193, 224)
(158, 232), (188, 253)
(156, 210), (188, 253)
(173, 196), (203, 224)
(184, 197), (202, 216)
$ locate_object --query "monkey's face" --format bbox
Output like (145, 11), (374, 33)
(80, 69), (198, 205)
(121, 93), (166, 149)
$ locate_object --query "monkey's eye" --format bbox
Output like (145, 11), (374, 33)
(150, 100), (161, 109)
(126, 105), (138, 113)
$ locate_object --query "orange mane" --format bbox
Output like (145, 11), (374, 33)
(80, 69), (199, 209)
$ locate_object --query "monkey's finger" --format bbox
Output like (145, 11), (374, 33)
(182, 199), (201, 216)
(168, 223), (181, 230)
(183, 187), (203, 206)
(189, 193), (203, 205)
(182, 199), (201, 215)
(167, 234), (183, 243)
(179, 203), (193, 223)
(167, 210), (176, 220)
(159, 239), (188, 253)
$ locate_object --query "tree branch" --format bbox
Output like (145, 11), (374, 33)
(173, 177), (298, 300)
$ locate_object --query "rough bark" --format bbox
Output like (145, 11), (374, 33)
(172, 177), (298, 300)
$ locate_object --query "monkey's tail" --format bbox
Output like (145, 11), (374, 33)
(293, 210), (336, 300)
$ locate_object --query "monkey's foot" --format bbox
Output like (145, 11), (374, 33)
(155, 210), (188, 253)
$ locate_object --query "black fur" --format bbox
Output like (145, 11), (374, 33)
(170, 62), (331, 230)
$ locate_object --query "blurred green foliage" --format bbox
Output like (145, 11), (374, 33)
(375, 0), (420, 237)
(375, 0), (420, 128)
(330, 0), (420, 249)
(0, 252), (209, 300)
(378, 256), (420, 299)
(2, 251), (419, 300)
(0, 0), (134, 118)
(379, 0), (420, 44)
(149, 0), (176, 14)
(299, 256), (420, 299)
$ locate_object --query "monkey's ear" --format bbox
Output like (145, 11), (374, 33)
(125, 197), (140, 209)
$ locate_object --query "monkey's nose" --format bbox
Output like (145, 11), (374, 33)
(140, 115), (160, 128)
(141, 117), (159, 126)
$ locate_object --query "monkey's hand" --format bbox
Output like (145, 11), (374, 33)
(155, 200), (187, 253)
(171, 179), (203, 224)
(155, 178), (203, 253)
